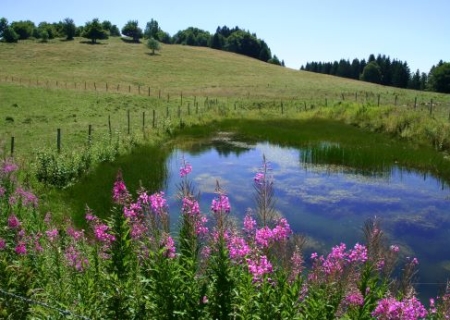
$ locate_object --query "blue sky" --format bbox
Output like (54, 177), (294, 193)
(2, 0), (449, 72)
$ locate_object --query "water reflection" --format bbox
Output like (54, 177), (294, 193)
(165, 136), (450, 299)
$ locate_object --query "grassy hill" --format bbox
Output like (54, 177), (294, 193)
(1, 36), (447, 100)
(0, 37), (449, 159)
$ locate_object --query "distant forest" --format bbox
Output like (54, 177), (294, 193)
(0, 17), (285, 66)
(301, 54), (450, 93)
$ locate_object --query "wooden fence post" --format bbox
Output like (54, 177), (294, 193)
(88, 124), (92, 146)
(10, 137), (14, 157)
(142, 111), (145, 130)
(127, 110), (131, 134)
(377, 94), (380, 107)
(57, 129), (61, 153)
(414, 97), (417, 109)
(108, 115), (112, 136)
(152, 109), (156, 128)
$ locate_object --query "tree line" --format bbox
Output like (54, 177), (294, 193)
(0, 17), (284, 66)
(301, 54), (450, 94)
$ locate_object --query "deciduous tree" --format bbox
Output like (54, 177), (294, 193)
(147, 37), (160, 55)
(62, 18), (76, 40)
(82, 18), (108, 44)
(361, 61), (382, 84)
(121, 20), (143, 42)
(428, 62), (450, 93)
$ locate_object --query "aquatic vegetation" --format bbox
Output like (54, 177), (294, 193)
(1, 156), (449, 319)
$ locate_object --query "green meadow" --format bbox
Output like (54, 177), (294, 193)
(2, 36), (450, 319)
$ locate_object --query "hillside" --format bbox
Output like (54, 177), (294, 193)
(0, 37), (449, 159)
(1, 37), (445, 100)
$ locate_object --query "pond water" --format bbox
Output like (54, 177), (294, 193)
(163, 134), (450, 300)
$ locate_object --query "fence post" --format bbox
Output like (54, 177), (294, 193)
(178, 105), (181, 118)
(414, 97), (417, 109)
(152, 109), (156, 128)
(281, 101), (284, 114)
(108, 115), (112, 136)
(10, 137), (14, 157)
(57, 129), (61, 153)
(377, 94), (380, 107)
(127, 110), (131, 134)
(138, 85), (141, 94)
(129, 85), (131, 93)
(88, 125), (92, 146)
(148, 87), (150, 96)
(325, 98), (327, 107)
(142, 111), (145, 130)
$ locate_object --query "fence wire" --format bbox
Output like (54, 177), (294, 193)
(0, 287), (91, 320)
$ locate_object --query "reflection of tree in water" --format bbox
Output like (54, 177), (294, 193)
(184, 135), (254, 157)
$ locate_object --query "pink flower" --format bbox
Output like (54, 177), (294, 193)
(372, 296), (427, 319)
(0, 238), (6, 250)
(163, 235), (176, 259)
(390, 245), (400, 253)
(150, 192), (167, 214)
(65, 245), (89, 272)
(94, 224), (115, 243)
(255, 226), (273, 248)
(15, 187), (38, 208)
(180, 160), (192, 178)
(46, 228), (59, 242)
(1, 159), (18, 174)
(272, 218), (292, 241)
(7, 214), (21, 229)
(228, 235), (251, 261)
(345, 291), (364, 307)
(247, 255), (273, 282)
(15, 241), (27, 255)
(66, 227), (84, 241)
(348, 243), (368, 263)
(211, 194), (230, 214)
(112, 171), (130, 205)
(243, 213), (257, 233)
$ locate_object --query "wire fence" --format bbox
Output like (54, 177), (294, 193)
(0, 287), (91, 319)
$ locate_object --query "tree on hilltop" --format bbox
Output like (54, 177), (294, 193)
(147, 37), (160, 55)
(144, 19), (159, 39)
(361, 61), (382, 84)
(11, 20), (35, 40)
(428, 61), (450, 93)
(0, 17), (8, 38)
(82, 18), (108, 44)
(62, 18), (76, 40)
(122, 20), (143, 42)
(2, 26), (19, 43)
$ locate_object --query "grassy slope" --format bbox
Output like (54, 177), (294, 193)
(0, 37), (449, 159)
(1, 36), (448, 100)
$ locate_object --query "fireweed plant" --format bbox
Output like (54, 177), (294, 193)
(1, 156), (450, 319)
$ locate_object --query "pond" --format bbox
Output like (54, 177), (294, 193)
(163, 132), (450, 301)
(63, 119), (450, 301)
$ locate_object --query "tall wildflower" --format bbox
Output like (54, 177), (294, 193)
(112, 171), (130, 205)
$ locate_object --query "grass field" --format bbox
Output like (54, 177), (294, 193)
(0, 36), (449, 165)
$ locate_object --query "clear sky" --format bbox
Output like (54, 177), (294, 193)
(2, 0), (449, 73)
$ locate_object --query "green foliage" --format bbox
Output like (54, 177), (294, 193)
(144, 19), (159, 39)
(121, 20), (143, 42)
(82, 18), (108, 44)
(62, 18), (76, 40)
(147, 37), (161, 55)
(10, 20), (35, 40)
(0, 17), (8, 38)
(361, 61), (383, 84)
(2, 26), (19, 43)
(428, 61), (450, 93)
